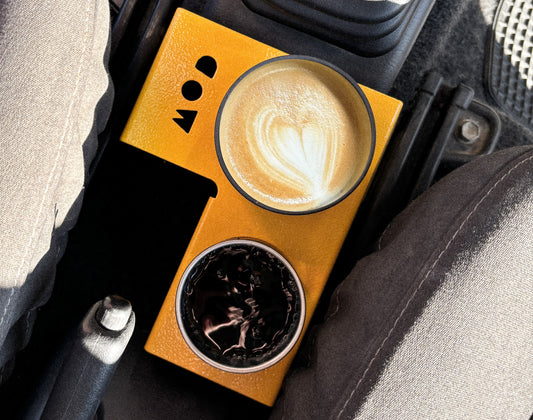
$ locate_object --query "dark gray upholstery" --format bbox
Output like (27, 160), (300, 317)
(271, 145), (533, 419)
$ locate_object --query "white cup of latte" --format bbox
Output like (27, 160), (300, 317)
(215, 56), (375, 214)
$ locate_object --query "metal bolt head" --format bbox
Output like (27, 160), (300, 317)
(459, 120), (481, 143)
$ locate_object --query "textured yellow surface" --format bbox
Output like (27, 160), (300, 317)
(121, 8), (402, 406)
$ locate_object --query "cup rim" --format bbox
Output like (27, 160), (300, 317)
(215, 55), (376, 215)
(176, 238), (306, 374)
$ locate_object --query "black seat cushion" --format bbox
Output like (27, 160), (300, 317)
(271, 145), (533, 419)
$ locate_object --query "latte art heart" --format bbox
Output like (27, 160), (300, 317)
(217, 58), (373, 213)
(247, 108), (340, 205)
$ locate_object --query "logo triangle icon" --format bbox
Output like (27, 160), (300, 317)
(173, 110), (198, 133)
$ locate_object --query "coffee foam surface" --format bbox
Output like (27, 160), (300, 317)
(218, 59), (369, 213)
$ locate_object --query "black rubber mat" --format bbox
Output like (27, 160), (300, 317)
(488, 0), (533, 126)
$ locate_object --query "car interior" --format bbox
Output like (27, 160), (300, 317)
(0, 0), (532, 418)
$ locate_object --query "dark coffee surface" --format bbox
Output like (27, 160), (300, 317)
(179, 243), (302, 369)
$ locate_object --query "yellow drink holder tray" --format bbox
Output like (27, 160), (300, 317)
(121, 8), (402, 406)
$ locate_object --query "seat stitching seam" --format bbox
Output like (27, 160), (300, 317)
(0, 1), (93, 330)
(335, 151), (533, 420)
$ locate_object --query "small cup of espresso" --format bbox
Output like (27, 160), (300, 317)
(176, 239), (305, 373)
(215, 56), (375, 214)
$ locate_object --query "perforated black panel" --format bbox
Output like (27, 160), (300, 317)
(488, 0), (533, 126)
